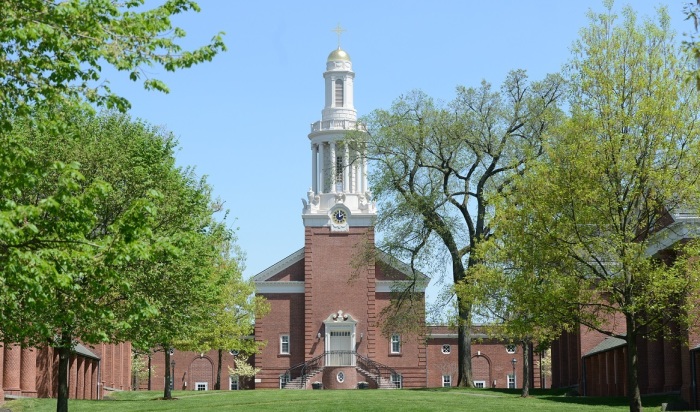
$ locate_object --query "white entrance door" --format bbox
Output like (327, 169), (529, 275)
(328, 330), (353, 366)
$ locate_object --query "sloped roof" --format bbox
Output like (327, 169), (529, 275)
(375, 248), (431, 286)
(252, 248), (305, 282)
(583, 336), (626, 357)
(252, 246), (430, 293)
(646, 210), (700, 256)
(74, 343), (100, 360)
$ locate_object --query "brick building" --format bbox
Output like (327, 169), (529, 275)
(137, 349), (249, 392)
(0, 341), (131, 401)
(251, 45), (550, 391)
(550, 210), (700, 407)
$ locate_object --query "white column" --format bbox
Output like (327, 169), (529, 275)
(361, 147), (367, 194)
(311, 143), (317, 194)
(353, 149), (359, 194)
(343, 144), (350, 192)
(329, 141), (336, 193)
(318, 142), (325, 194)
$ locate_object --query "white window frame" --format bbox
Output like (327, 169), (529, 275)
(229, 375), (239, 390)
(195, 382), (208, 391)
(390, 334), (401, 354)
(508, 374), (516, 389)
(442, 375), (452, 387)
(506, 344), (516, 354)
(391, 373), (403, 389)
(441, 344), (451, 354)
(474, 380), (486, 389)
(280, 335), (290, 355)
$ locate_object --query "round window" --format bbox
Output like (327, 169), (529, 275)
(337, 371), (345, 383)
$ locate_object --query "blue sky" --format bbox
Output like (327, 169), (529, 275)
(107, 1), (692, 306)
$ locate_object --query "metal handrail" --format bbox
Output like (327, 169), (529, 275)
(355, 352), (401, 388)
(280, 351), (401, 389)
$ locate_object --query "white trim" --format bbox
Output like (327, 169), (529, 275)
(255, 281), (304, 294)
(390, 334), (401, 354)
(441, 344), (451, 354)
(229, 375), (239, 390)
(252, 248), (305, 282)
(442, 375), (452, 387)
(508, 374), (516, 389)
(280, 335), (290, 355)
(376, 280), (429, 293)
(195, 382), (208, 391)
(474, 380), (486, 388)
(645, 215), (700, 256)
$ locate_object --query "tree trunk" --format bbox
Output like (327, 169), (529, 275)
(215, 349), (222, 390)
(163, 348), (172, 400)
(521, 341), (530, 397)
(56, 332), (72, 412)
(626, 315), (643, 412)
(457, 297), (473, 387)
(147, 354), (152, 391)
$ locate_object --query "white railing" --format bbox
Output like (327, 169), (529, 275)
(325, 350), (355, 367)
(310, 120), (367, 133)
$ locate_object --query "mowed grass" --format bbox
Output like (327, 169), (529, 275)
(3, 388), (680, 412)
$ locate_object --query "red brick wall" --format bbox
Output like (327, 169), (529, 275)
(254, 292), (306, 388)
(425, 335), (543, 389)
(140, 349), (243, 391)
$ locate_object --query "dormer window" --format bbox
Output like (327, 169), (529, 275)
(335, 79), (344, 107)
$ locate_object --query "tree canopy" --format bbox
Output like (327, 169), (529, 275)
(1, 2), (226, 410)
(358, 69), (564, 386)
(481, 5), (700, 412)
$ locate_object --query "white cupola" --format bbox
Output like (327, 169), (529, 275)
(302, 46), (375, 230)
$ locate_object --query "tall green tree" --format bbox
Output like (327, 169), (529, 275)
(193, 251), (269, 390)
(4, 108), (232, 407)
(357, 70), (564, 386)
(1, 2), (225, 410)
(492, 5), (700, 412)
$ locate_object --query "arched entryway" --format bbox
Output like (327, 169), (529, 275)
(472, 354), (492, 388)
(189, 356), (214, 391)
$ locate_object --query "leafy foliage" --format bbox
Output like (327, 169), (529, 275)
(0, 0), (225, 128)
(485, 5), (700, 412)
(357, 70), (564, 386)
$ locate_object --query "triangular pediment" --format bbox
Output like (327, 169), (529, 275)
(252, 247), (305, 282)
(375, 248), (430, 292)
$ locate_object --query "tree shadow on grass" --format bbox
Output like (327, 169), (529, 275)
(410, 387), (680, 409)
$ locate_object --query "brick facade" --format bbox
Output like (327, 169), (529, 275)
(1, 342), (129, 402)
(425, 326), (550, 389)
(137, 349), (251, 391)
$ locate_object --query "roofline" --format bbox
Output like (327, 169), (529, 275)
(252, 248), (304, 282)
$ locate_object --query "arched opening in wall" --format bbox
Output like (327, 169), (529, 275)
(472, 355), (491, 388)
(335, 79), (344, 107)
(189, 357), (213, 391)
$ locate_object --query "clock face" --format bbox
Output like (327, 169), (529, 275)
(332, 209), (347, 224)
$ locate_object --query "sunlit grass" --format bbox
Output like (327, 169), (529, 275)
(3, 387), (680, 412)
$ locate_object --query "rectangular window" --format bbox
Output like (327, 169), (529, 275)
(474, 380), (485, 389)
(335, 79), (344, 107)
(230, 375), (239, 390)
(280, 335), (290, 355)
(442, 375), (451, 387)
(391, 373), (403, 389)
(390, 334), (401, 354)
(508, 374), (516, 389)
(196, 382), (208, 391)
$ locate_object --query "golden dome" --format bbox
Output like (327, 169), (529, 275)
(327, 48), (351, 62)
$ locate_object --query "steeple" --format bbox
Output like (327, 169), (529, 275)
(302, 41), (374, 231)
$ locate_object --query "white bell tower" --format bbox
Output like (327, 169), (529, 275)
(302, 44), (375, 231)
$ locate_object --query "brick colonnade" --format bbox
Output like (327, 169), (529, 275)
(1, 342), (130, 401)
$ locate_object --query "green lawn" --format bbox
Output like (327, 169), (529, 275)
(2, 388), (682, 412)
